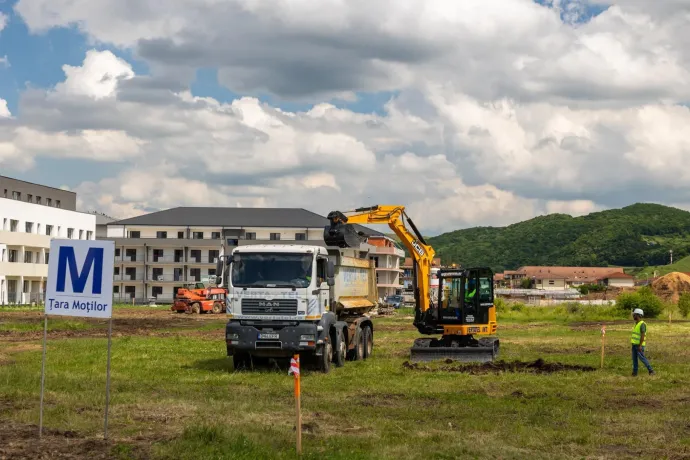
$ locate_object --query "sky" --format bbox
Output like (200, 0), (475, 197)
(1, 0), (690, 235)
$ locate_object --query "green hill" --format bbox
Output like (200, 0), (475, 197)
(631, 255), (690, 279)
(426, 203), (690, 272)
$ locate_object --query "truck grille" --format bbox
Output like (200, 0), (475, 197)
(241, 299), (298, 316)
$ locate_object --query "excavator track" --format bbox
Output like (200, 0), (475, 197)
(409, 337), (499, 363)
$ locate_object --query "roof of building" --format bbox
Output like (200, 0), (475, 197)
(0, 175), (77, 195)
(597, 271), (635, 280)
(513, 266), (630, 282)
(109, 207), (383, 236)
(494, 273), (505, 281)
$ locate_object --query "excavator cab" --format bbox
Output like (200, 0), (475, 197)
(437, 268), (493, 326)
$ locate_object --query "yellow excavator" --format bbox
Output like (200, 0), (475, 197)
(324, 205), (499, 362)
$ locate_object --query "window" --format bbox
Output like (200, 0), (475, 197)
(152, 249), (164, 262)
(173, 268), (184, 281)
(211, 232), (221, 240)
(157, 231), (168, 239)
(125, 249), (137, 261)
(79, 230), (84, 240)
(270, 233), (280, 240)
(23, 281), (29, 293)
(3, 189), (6, 198)
(128, 231), (141, 238)
(548, 280), (555, 285)
(115, 248), (121, 257)
(209, 250), (219, 263)
(152, 268), (164, 281)
(190, 250), (201, 263)
(10, 220), (17, 232)
(193, 232), (203, 239)
(152, 286), (163, 298)
(124, 286), (136, 298)
(113, 286), (120, 294)
(46, 198), (52, 206)
(56, 200), (61, 208)
(114, 267), (120, 275)
(45, 253), (49, 264)
(208, 268), (216, 276)
(24, 251), (33, 263)
(67, 228), (74, 239)
(37, 224), (41, 234)
(190, 268), (201, 282)
(25, 222), (33, 233)
(178, 231), (185, 239)
(174, 249), (184, 263)
(295, 233), (306, 241)
(36, 196), (42, 205)
(12, 191), (20, 200)
(8, 250), (17, 262)
(87, 231), (93, 240)
(27, 194), (33, 203)
(245, 232), (256, 240)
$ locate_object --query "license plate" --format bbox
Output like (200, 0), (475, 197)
(468, 327), (480, 333)
(258, 333), (279, 340)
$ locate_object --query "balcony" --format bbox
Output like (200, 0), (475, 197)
(115, 273), (145, 281)
(373, 246), (406, 257)
(147, 274), (185, 282)
(186, 256), (218, 264)
(118, 255), (146, 263)
(148, 256), (185, 264)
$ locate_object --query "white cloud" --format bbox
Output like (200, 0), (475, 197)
(0, 13), (7, 33)
(6, 1), (690, 234)
(0, 98), (11, 118)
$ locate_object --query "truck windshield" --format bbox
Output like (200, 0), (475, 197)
(231, 253), (313, 288)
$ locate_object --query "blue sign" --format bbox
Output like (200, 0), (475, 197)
(45, 240), (114, 318)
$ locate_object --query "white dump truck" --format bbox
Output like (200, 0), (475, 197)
(215, 243), (378, 373)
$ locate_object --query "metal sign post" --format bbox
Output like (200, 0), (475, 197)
(41, 239), (115, 440)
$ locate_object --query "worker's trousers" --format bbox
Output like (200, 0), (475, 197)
(632, 345), (653, 375)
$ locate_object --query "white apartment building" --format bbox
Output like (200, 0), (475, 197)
(0, 178), (96, 305)
(366, 235), (405, 299)
(106, 207), (381, 304)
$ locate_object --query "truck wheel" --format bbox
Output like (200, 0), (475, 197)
(353, 328), (365, 361)
(363, 326), (373, 359)
(212, 302), (223, 314)
(233, 352), (250, 371)
(191, 302), (201, 314)
(318, 339), (332, 373)
(334, 329), (346, 367)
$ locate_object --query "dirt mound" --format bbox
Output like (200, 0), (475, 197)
(402, 358), (596, 375)
(651, 272), (690, 303)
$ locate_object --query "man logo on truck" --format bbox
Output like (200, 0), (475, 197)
(259, 301), (279, 307)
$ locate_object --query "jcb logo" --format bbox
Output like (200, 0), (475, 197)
(411, 240), (424, 256)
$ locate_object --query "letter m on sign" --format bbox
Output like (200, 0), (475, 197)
(55, 246), (104, 294)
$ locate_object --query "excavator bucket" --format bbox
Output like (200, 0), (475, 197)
(324, 213), (366, 248)
(409, 338), (499, 363)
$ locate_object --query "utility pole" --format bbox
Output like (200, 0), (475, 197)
(670, 249), (673, 265)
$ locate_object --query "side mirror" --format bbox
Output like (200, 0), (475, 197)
(327, 277), (335, 287)
(326, 259), (335, 278)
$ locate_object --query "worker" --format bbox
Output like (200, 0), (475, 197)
(631, 308), (656, 376)
(465, 278), (477, 304)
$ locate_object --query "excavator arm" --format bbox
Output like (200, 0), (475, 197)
(324, 205), (435, 315)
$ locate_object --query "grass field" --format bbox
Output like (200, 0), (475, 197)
(627, 255), (690, 279)
(1, 305), (689, 459)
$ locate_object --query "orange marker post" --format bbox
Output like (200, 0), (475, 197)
(289, 354), (302, 455)
(600, 324), (606, 369)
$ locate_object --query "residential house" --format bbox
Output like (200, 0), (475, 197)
(366, 235), (405, 299)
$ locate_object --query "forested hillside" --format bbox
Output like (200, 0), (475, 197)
(426, 203), (690, 272)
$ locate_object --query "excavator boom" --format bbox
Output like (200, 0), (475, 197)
(324, 205), (499, 363)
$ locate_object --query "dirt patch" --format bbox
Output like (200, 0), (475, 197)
(0, 419), (151, 459)
(402, 358), (596, 375)
(0, 308), (226, 344)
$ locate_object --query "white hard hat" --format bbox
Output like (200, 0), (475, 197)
(633, 308), (644, 316)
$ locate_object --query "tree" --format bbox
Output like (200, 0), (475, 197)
(678, 293), (690, 318)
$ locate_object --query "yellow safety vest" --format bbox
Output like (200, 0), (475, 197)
(631, 320), (646, 346)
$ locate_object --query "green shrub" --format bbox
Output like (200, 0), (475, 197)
(565, 302), (581, 314)
(510, 303), (526, 313)
(616, 287), (663, 318)
(678, 293), (690, 318)
(494, 297), (507, 313)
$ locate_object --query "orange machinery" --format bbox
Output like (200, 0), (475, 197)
(171, 282), (227, 314)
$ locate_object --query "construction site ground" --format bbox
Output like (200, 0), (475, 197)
(1, 305), (689, 460)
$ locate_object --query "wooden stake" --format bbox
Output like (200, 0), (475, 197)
(600, 324), (606, 369)
(290, 354), (302, 455)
